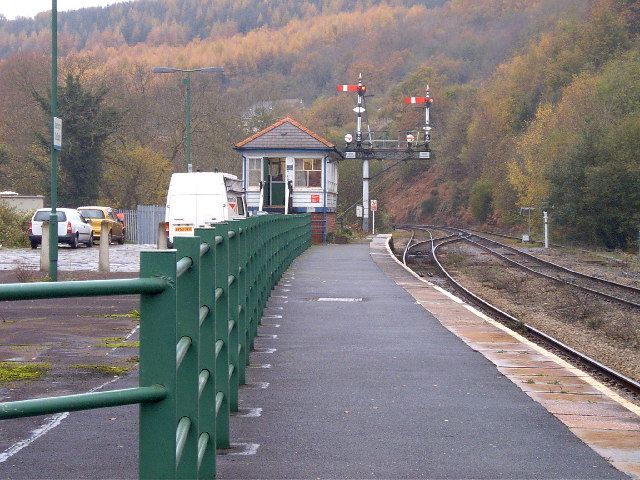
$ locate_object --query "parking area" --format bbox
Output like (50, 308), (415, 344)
(0, 244), (154, 272)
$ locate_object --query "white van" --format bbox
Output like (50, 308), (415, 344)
(165, 172), (247, 245)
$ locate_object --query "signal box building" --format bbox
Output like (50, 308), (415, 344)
(235, 117), (341, 243)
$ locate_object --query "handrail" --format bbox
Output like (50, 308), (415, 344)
(0, 213), (312, 479)
(0, 277), (167, 301)
(176, 256), (193, 277)
(0, 386), (167, 419)
(176, 336), (192, 369)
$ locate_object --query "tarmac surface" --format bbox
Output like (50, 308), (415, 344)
(0, 241), (630, 478)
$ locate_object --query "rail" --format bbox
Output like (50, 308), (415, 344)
(0, 214), (312, 479)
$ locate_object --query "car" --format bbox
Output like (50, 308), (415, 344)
(77, 206), (125, 245)
(28, 208), (93, 249)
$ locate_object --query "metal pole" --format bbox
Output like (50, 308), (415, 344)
(183, 73), (192, 173)
(528, 209), (531, 240)
(49, 0), (58, 281)
(354, 73), (370, 232)
(362, 160), (369, 232)
(544, 211), (549, 248)
(356, 74), (363, 145)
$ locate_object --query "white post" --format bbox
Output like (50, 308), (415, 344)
(258, 181), (264, 212)
(40, 221), (50, 272)
(284, 181), (290, 215)
(99, 221), (110, 272)
(157, 222), (167, 250)
(544, 211), (549, 248)
(372, 209), (375, 235)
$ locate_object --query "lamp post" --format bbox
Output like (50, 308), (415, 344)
(49, 0), (59, 281)
(151, 66), (224, 173)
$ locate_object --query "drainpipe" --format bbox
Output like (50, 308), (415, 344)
(323, 156), (328, 243)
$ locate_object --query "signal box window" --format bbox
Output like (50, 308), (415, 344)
(295, 158), (322, 188)
(248, 158), (262, 187)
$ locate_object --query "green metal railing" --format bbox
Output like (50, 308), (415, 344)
(0, 214), (311, 479)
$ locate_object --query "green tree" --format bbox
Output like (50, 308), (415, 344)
(469, 179), (493, 222)
(34, 72), (120, 206)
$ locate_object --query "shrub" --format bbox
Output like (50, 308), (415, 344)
(469, 179), (493, 222)
(0, 204), (30, 248)
(420, 196), (438, 216)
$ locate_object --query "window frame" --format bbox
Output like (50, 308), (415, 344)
(294, 157), (323, 189)
(247, 157), (263, 190)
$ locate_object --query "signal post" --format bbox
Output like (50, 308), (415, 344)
(337, 75), (433, 233)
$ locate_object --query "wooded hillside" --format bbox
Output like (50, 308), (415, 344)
(0, 0), (637, 249)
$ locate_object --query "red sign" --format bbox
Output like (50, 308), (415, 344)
(311, 194), (321, 203)
(370, 200), (378, 211)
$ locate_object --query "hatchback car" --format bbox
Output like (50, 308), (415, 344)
(28, 208), (93, 249)
(77, 206), (125, 245)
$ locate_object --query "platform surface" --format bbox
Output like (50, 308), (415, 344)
(217, 241), (627, 479)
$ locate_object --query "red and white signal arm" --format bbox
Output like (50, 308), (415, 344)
(337, 84), (359, 92)
(370, 199), (378, 212)
(405, 96), (433, 104)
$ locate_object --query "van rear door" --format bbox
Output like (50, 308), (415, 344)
(169, 194), (197, 240)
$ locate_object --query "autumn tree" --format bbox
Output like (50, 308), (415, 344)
(102, 145), (172, 208)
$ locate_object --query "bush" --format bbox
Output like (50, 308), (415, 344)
(469, 179), (493, 222)
(0, 204), (31, 248)
(420, 190), (439, 216)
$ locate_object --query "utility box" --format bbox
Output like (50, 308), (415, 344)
(235, 117), (343, 243)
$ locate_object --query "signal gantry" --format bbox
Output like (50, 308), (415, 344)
(336, 73), (433, 231)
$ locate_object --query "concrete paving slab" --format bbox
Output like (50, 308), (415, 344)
(557, 414), (640, 431)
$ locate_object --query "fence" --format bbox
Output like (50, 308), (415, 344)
(117, 205), (165, 244)
(0, 214), (311, 479)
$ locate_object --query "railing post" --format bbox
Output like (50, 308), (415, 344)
(174, 236), (201, 479)
(213, 225), (231, 448)
(139, 250), (178, 479)
(227, 223), (240, 411)
(235, 220), (249, 378)
(194, 228), (216, 477)
(246, 218), (258, 352)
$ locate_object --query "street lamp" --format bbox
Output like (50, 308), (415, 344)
(151, 66), (224, 173)
(49, 0), (59, 281)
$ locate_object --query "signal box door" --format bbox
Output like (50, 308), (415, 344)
(266, 158), (286, 206)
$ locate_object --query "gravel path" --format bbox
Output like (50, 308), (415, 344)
(0, 244), (156, 273)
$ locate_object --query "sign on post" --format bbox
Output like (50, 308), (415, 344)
(356, 205), (363, 218)
(370, 200), (378, 235)
(53, 117), (62, 150)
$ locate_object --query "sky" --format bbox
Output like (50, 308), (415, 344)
(0, 1), (129, 20)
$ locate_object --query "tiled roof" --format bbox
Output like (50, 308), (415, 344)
(235, 117), (335, 150)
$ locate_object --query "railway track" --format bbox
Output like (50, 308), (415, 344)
(393, 225), (640, 397)
(458, 231), (640, 308)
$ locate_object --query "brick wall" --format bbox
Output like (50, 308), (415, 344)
(310, 212), (336, 244)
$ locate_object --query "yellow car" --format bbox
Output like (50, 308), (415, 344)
(77, 206), (125, 244)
